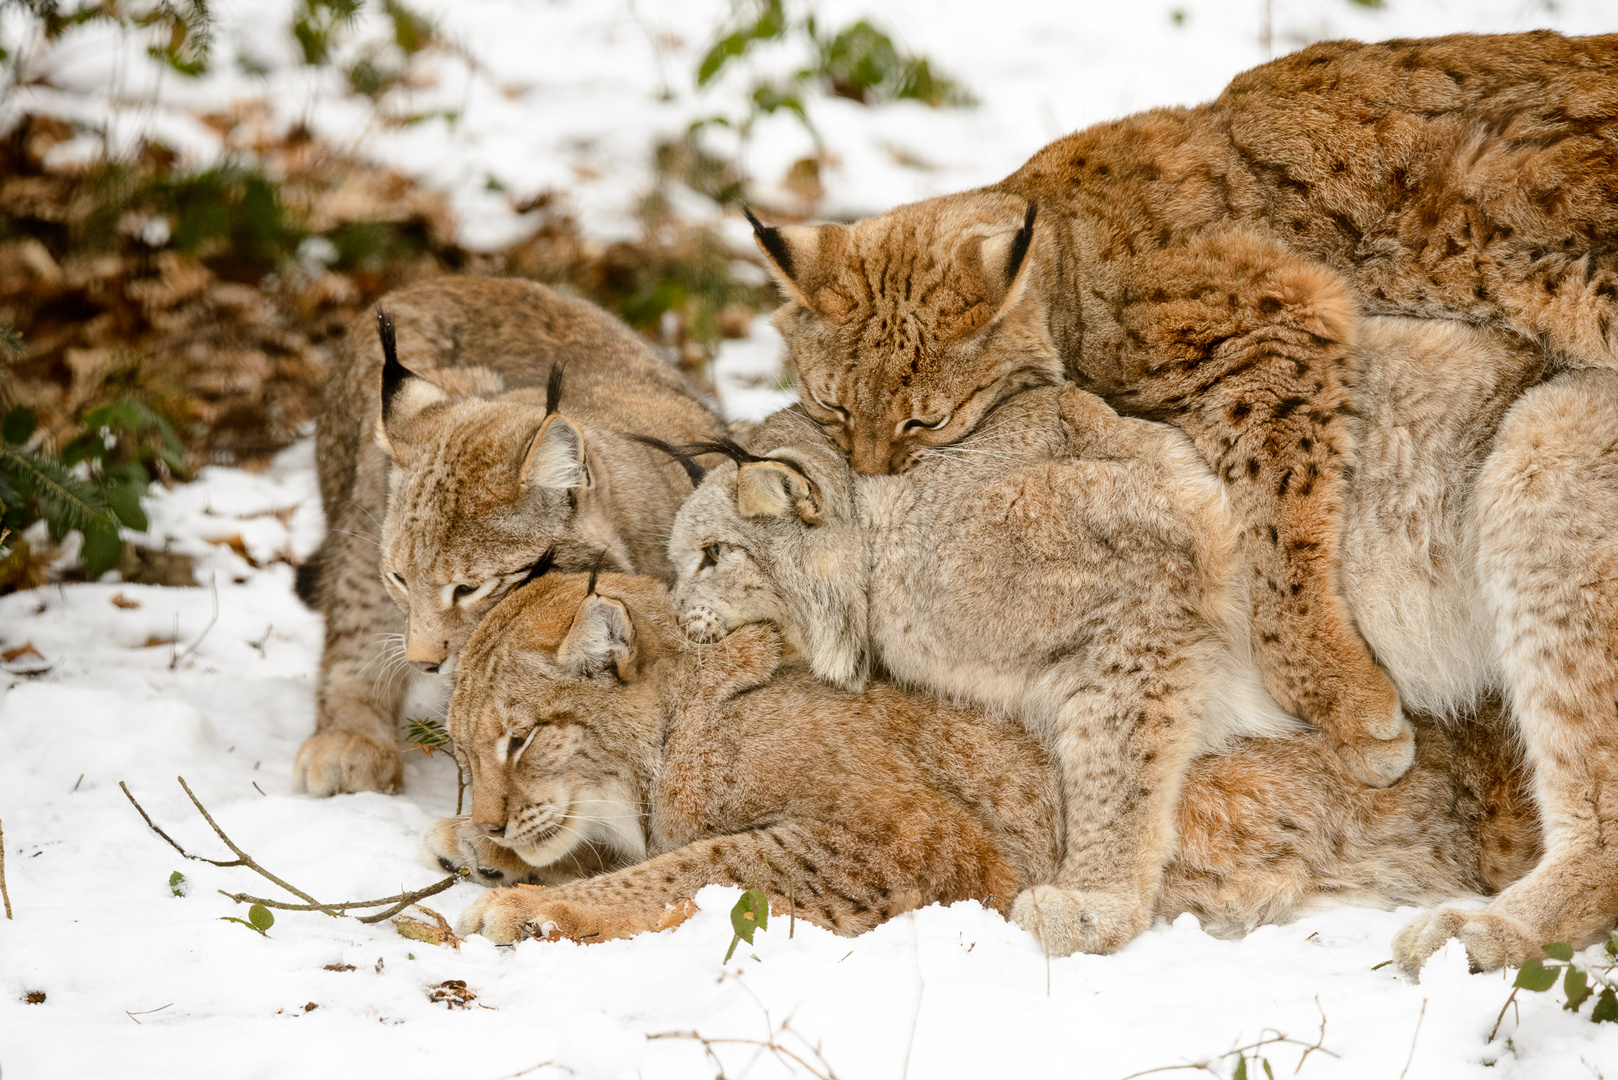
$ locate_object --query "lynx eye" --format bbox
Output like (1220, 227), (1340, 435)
(506, 727), (539, 763)
(900, 414), (950, 434)
(385, 572), (407, 590)
(699, 543), (722, 571)
(449, 581), (498, 607)
(808, 389), (848, 421)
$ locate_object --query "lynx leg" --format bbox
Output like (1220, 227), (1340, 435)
(459, 822), (905, 943)
(295, 497), (407, 796)
(1010, 652), (1205, 955)
(1123, 231), (1408, 786)
(1396, 370), (1618, 977)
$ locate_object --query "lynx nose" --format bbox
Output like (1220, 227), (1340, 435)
(475, 821), (506, 839)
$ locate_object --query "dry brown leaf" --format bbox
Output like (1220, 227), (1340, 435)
(110, 592), (141, 610)
(2, 642), (42, 663)
(655, 897), (700, 932)
(426, 980), (476, 1009)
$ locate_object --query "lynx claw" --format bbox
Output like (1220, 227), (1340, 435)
(1010, 885), (1152, 956)
(1392, 907), (1542, 980)
(294, 730), (403, 796)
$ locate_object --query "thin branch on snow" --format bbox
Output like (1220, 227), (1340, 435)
(121, 777), (461, 925)
(1116, 1016), (1339, 1080)
(170, 572), (219, 670)
(0, 817), (13, 919)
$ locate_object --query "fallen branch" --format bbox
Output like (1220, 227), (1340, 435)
(121, 776), (459, 926)
(0, 818), (12, 919)
(649, 1028), (838, 1080)
(170, 573), (219, 670)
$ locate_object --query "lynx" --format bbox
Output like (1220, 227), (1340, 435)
(295, 277), (726, 796)
(435, 573), (1538, 947)
(668, 384), (1296, 955)
(670, 316), (1618, 973)
(743, 31), (1618, 791)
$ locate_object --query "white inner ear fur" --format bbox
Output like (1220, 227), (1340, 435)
(756, 224), (822, 305)
(522, 414), (587, 491)
(736, 460), (819, 523)
(975, 225), (1037, 321)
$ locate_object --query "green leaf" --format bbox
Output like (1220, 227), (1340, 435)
(1544, 942), (1575, 962)
(106, 481), (148, 532)
(3, 407), (36, 446)
(1261, 1060), (1274, 1080)
(730, 888), (767, 944)
(1515, 958), (1559, 992)
(1593, 986), (1618, 1023)
(1605, 933), (1617, 959)
(248, 903), (275, 932)
(80, 520), (124, 580)
(1563, 965), (1592, 1012)
(220, 915), (269, 936)
(1233, 1056), (1248, 1080)
(168, 870), (186, 897)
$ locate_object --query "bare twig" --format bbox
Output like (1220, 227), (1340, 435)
(170, 572), (218, 670)
(123, 777), (459, 925)
(648, 1027), (837, 1080)
(0, 818), (12, 919)
(1117, 1027), (1339, 1080)
(124, 1003), (172, 1025)
(901, 911), (924, 1080)
(1400, 998), (1427, 1080)
(1294, 997), (1328, 1075)
(1489, 987), (1521, 1043)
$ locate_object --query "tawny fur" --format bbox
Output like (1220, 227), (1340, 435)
(750, 31), (1618, 792)
(673, 315), (1618, 973)
(296, 277), (726, 796)
(436, 574), (1539, 948)
(668, 385), (1298, 955)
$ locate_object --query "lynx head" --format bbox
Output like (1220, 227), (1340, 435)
(373, 311), (633, 676)
(447, 569), (674, 870)
(664, 412), (872, 689)
(747, 192), (1063, 476)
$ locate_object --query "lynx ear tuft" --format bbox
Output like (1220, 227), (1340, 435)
(964, 200), (1040, 335)
(631, 434), (706, 487)
(557, 592), (639, 680)
(545, 361), (566, 417)
(744, 208), (852, 320)
(377, 308), (448, 426)
(736, 459), (822, 524)
(521, 414), (586, 491)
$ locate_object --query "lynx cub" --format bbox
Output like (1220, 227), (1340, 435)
(745, 31), (1618, 790)
(672, 316), (1618, 973)
(296, 277), (726, 796)
(435, 573), (1537, 947)
(669, 385), (1296, 955)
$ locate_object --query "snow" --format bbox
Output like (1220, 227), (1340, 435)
(6, 0), (1618, 1077)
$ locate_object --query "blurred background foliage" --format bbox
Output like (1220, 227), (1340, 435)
(0, 0), (971, 590)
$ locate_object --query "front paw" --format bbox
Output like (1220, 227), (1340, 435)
(1324, 667), (1413, 787)
(1392, 907), (1542, 981)
(1010, 886), (1153, 956)
(457, 888), (654, 944)
(419, 817), (538, 886)
(294, 730), (403, 796)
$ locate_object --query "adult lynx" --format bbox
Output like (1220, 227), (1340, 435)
(744, 31), (1618, 790)
(433, 573), (1536, 947)
(296, 277), (725, 796)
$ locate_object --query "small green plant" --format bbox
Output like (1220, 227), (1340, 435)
(1491, 937), (1618, 1040)
(168, 870), (186, 897)
(221, 902), (275, 936)
(723, 887), (769, 962)
(404, 715), (466, 813)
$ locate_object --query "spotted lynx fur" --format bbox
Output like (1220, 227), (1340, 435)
(744, 31), (1618, 794)
(669, 314), (1618, 972)
(296, 277), (725, 796)
(433, 573), (1537, 947)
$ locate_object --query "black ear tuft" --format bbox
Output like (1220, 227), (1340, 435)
(586, 550), (607, 597)
(519, 546), (556, 587)
(545, 361), (567, 417)
(677, 437), (769, 466)
(743, 205), (795, 280)
(1004, 201), (1039, 287)
(631, 434), (707, 487)
(377, 308), (415, 421)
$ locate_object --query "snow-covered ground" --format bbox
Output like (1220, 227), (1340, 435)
(6, 1), (1618, 1077)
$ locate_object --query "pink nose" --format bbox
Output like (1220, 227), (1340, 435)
(475, 821), (505, 838)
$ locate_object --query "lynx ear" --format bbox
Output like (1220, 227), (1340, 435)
(375, 308), (450, 463)
(743, 207), (854, 321)
(557, 593), (639, 680)
(970, 200), (1039, 326)
(736, 459), (821, 525)
(521, 414), (587, 492)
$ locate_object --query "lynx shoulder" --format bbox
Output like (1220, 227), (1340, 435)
(296, 276), (726, 797)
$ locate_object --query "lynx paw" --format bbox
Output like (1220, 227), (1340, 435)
(420, 817), (542, 887)
(1010, 886), (1153, 956)
(1330, 711), (1415, 789)
(1391, 907), (1542, 981)
(294, 730), (402, 796)
(457, 888), (653, 944)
